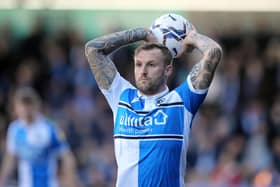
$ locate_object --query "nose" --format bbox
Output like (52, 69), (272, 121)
(140, 65), (148, 76)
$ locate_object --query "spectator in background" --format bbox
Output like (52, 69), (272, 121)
(0, 87), (80, 187)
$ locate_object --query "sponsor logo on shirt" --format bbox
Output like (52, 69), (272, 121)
(119, 110), (168, 127)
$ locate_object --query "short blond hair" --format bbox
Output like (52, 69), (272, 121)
(14, 87), (41, 107)
(134, 42), (173, 66)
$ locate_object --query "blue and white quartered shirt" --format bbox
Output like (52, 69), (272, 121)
(7, 116), (68, 187)
(102, 72), (208, 187)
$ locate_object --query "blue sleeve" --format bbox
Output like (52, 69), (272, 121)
(6, 123), (17, 155)
(175, 76), (208, 115)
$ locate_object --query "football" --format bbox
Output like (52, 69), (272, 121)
(150, 13), (194, 58)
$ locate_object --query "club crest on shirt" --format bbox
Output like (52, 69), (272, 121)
(156, 97), (165, 106)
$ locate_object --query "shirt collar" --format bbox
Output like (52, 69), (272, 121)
(19, 114), (44, 127)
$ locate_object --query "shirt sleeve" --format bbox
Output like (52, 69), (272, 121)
(175, 75), (208, 115)
(6, 124), (16, 155)
(101, 72), (134, 115)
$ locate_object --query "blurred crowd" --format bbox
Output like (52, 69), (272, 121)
(0, 16), (280, 187)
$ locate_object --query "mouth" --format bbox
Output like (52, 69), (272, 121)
(139, 78), (149, 82)
(139, 76), (149, 81)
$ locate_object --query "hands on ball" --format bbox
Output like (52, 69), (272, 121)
(145, 23), (197, 58)
(145, 28), (157, 43)
(178, 29), (197, 57)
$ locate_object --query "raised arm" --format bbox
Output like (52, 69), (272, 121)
(184, 31), (222, 90)
(85, 28), (148, 90)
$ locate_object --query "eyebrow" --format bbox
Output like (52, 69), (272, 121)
(135, 59), (155, 64)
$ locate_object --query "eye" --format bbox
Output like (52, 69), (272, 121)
(148, 63), (155, 67)
(135, 63), (142, 67)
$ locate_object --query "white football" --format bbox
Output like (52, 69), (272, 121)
(150, 13), (194, 58)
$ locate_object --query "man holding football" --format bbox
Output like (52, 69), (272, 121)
(85, 15), (222, 187)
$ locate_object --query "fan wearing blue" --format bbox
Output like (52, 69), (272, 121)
(85, 14), (222, 187)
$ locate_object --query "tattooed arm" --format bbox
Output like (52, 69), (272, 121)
(184, 31), (222, 90)
(85, 28), (148, 90)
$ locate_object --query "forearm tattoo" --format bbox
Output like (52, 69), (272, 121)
(85, 28), (147, 89)
(189, 33), (222, 89)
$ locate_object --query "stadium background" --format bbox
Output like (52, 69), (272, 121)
(0, 1), (280, 186)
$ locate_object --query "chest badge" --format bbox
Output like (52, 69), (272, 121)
(156, 97), (165, 106)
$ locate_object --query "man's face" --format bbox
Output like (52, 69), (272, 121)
(14, 101), (36, 122)
(134, 48), (172, 95)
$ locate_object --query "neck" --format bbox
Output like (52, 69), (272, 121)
(23, 114), (37, 125)
(139, 85), (168, 98)
(141, 87), (165, 96)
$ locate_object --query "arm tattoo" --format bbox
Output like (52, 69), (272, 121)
(85, 28), (147, 89)
(190, 63), (201, 83)
(188, 33), (222, 90)
(86, 51), (117, 89)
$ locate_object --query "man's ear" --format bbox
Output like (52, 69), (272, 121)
(165, 64), (173, 77)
